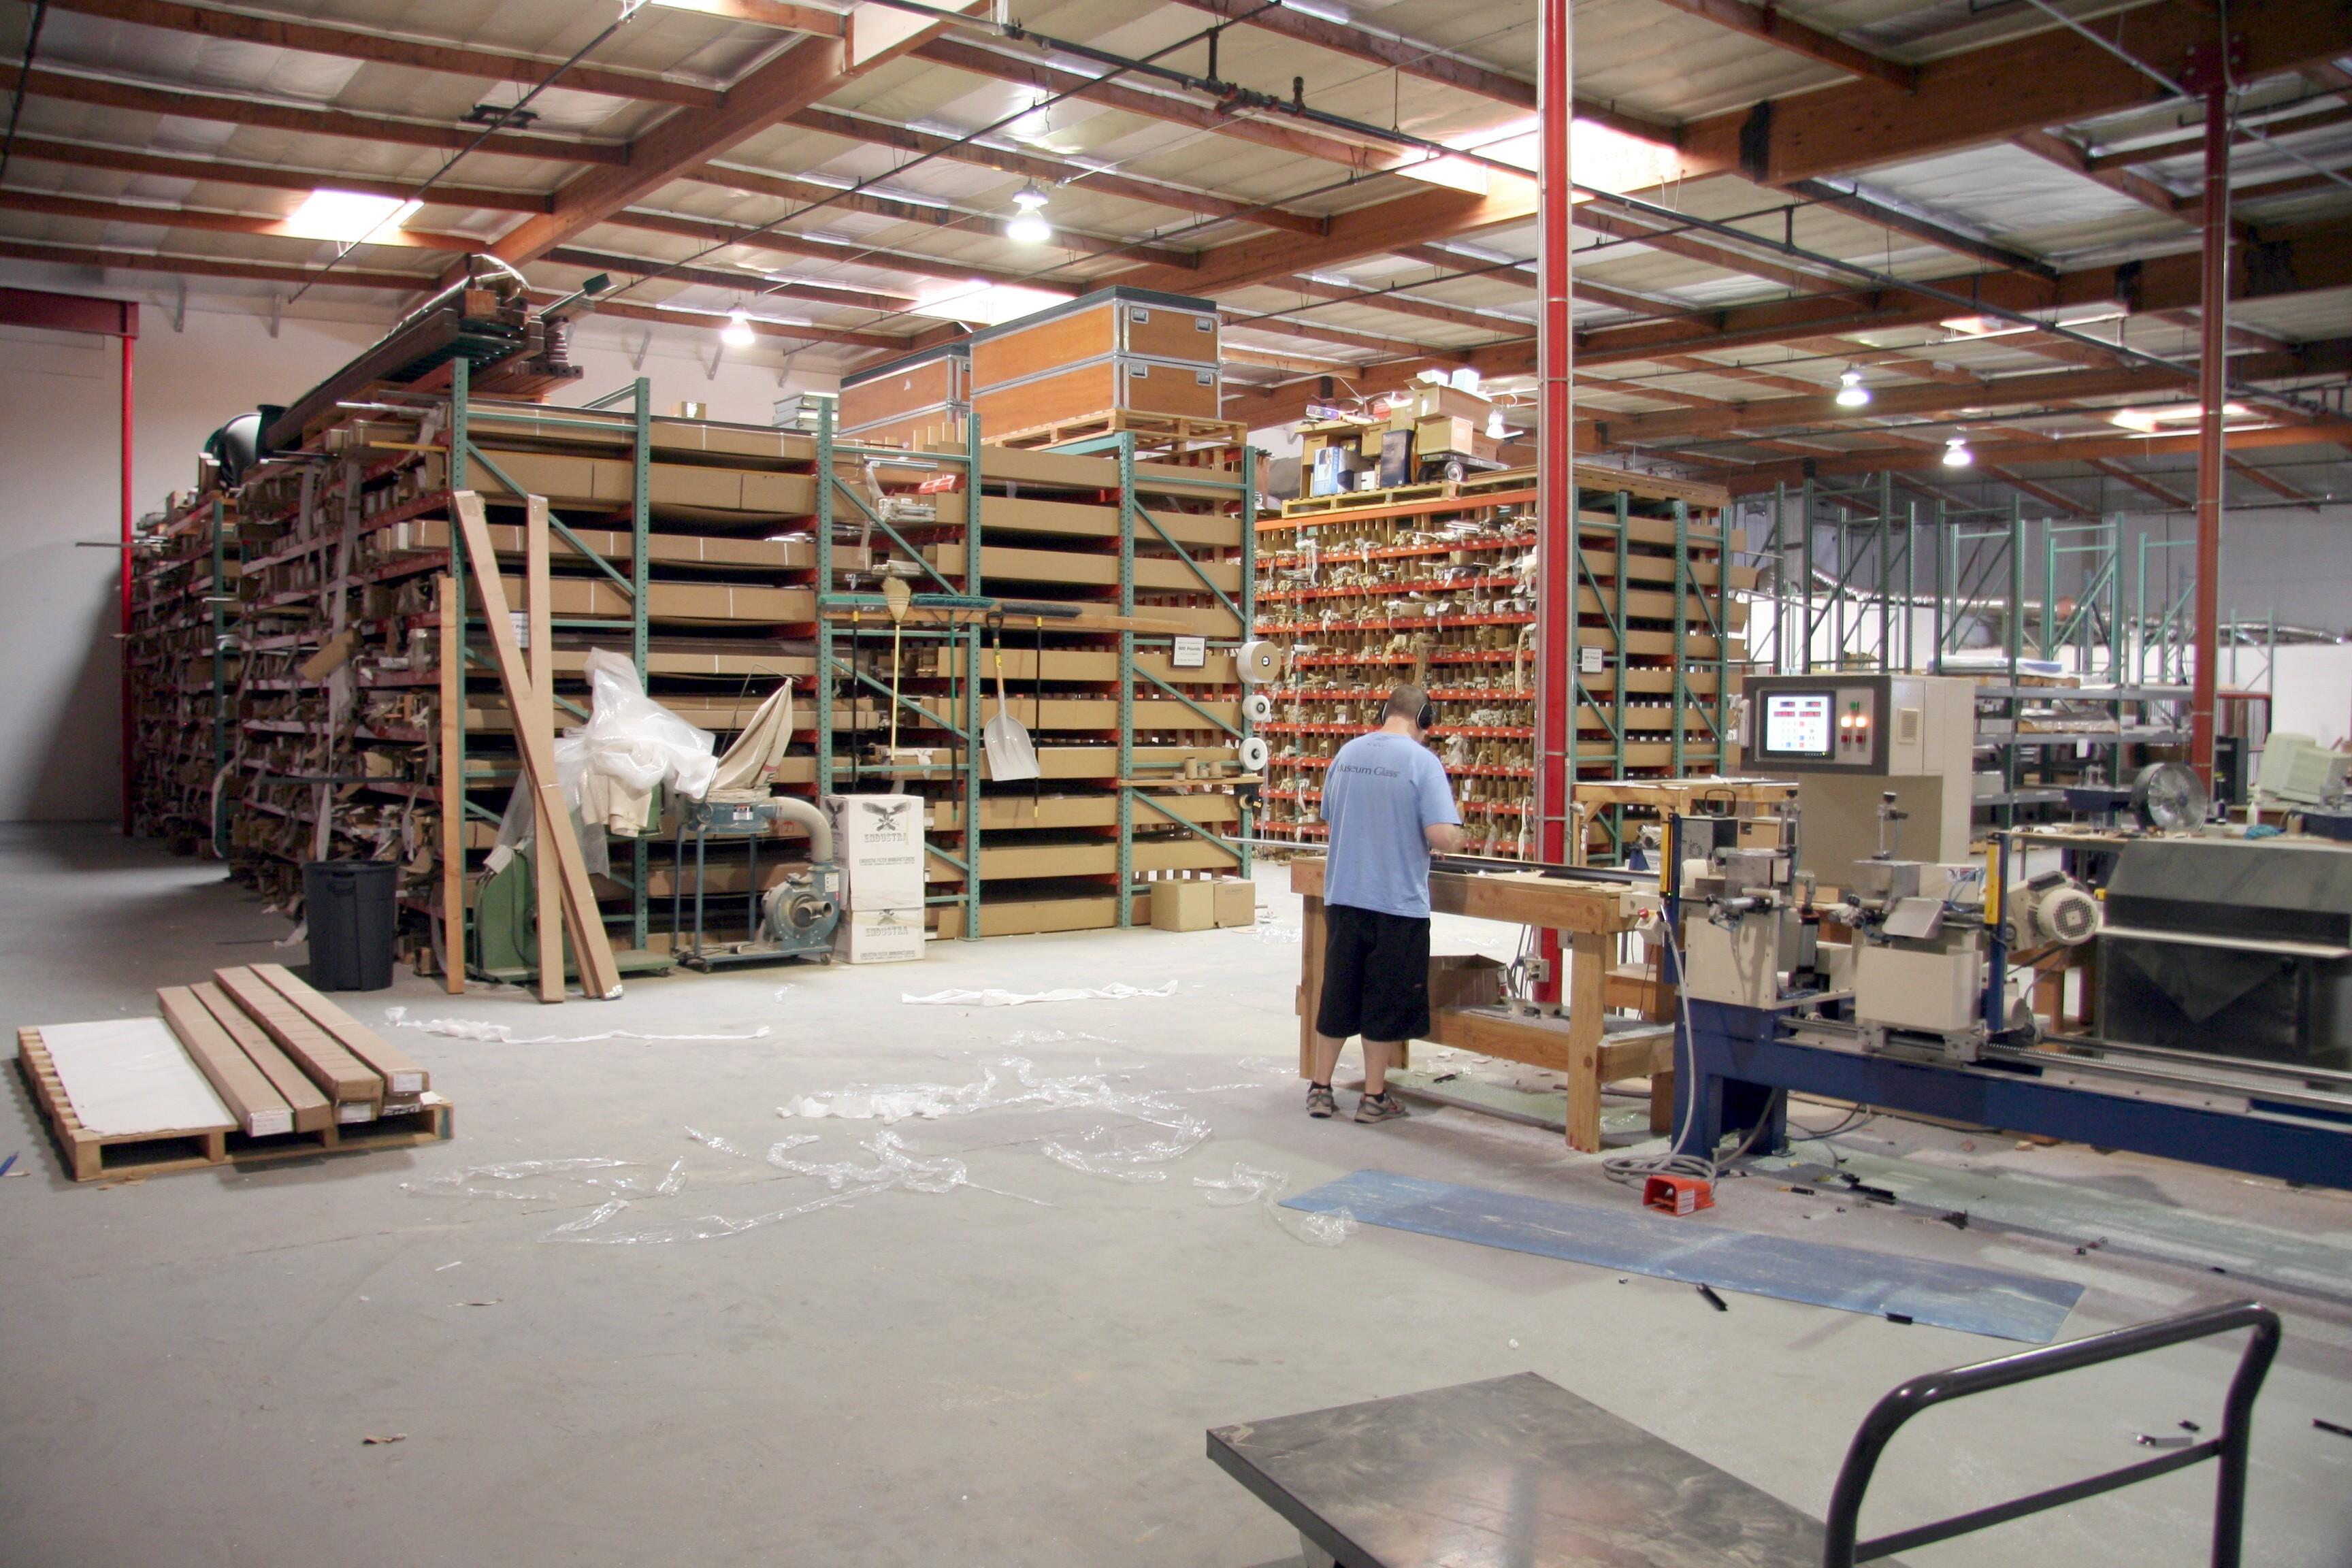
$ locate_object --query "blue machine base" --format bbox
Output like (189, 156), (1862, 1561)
(1673, 1000), (2352, 1192)
(1284, 1169), (2083, 1343)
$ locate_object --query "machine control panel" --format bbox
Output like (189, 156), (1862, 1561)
(1750, 678), (1889, 772)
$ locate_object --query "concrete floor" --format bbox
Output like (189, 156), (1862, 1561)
(3, 821), (2351, 1567)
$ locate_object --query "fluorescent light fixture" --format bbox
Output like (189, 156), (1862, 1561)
(2110, 402), (2253, 434)
(283, 189), (419, 243)
(721, 308), (756, 348)
(1835, 368), (1871, 408)
(914, 282), (1072, 326)
(1943, 436), (1973, 468)
(1005, 184), (1051, 244)
(1279, 0), (1353, 22)
(1939, 314), (2031, 338)
(1302, 271), (1355, 287)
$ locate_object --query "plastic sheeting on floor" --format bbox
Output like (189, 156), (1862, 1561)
(1283, 1170), (2084, 1343)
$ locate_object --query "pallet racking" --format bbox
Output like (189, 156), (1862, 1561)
(813, 412), (1258, 938)
(1252, 463), (1743, 863)
(127, 371), (1263, 967)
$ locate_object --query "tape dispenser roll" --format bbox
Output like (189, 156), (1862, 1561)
(1236, 640), (1285, 684)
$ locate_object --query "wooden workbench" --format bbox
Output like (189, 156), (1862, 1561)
(1290, 858), (1671, 1153)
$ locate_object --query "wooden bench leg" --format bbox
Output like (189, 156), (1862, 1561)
(1565, 930), (1609, 1153)
(1297, 894), (1326, 1080)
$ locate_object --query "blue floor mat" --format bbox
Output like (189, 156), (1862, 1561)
(1283, 1170), (2084, 1343)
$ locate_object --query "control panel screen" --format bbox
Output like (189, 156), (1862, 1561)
(1761, 692), (1834, 757)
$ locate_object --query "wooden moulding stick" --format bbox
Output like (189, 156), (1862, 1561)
(249, 962), (428, 1096)
(212, 965), (382, 1120)
(527, 494), (562, 1004)
(438, 572), (465, 996)
(189, 980), (332, 1133)
(451, 489), (624, 999)
(159, 985), (294, 1139)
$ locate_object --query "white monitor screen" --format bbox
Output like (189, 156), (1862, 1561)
(1763, 693), (1833, 757)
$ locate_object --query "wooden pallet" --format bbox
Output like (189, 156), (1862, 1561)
(994, 409), (1247, 453)
(15, 1026), (453, 1182)
(1282, 480), (1463, 518)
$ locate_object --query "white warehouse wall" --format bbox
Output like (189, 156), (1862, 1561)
(0, 300), (838, 821)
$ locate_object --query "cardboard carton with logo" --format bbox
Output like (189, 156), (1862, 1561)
(823, 793), (925, 909)
(836, 904), (926, 964)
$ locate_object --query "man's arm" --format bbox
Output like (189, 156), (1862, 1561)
(1416, 749), (1465, 855)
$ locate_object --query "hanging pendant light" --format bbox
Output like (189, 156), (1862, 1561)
(1943, 435), (1974, 468)
(1835, 367), (1871, 408)
(1006, 184), (1052, 244)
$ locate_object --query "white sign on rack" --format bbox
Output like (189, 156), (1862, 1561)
(1580, 645), (1604, 674)
(1173, 635), (1207, 669)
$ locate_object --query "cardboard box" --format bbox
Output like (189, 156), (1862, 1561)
(1150, 879), (1218, 932)
(842, 858), (925, 911)
(826, 793), (922, 863)
(1427, 953), (1506, 1011)
(1212, 877), (1257, 928)
(836, 905), (926, 964)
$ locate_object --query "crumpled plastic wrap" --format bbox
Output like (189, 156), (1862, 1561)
(542, 1132), (1026, 1245)
(1194, 1161), (1356, 1246)
(383, 1007), (771, 1045)
(901, 981), (1179, 1007)
(1040, 1115), (1211, 1182)
(495, 649), (719, 870)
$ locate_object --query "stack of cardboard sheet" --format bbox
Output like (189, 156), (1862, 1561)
(17, 963), (448, 1182)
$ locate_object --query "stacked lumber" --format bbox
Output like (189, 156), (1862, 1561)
(18, 963), (448, 1182)
(1254, 465), (1750, 863)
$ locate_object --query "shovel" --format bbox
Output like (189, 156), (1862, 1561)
(983, 630), (1041, 783)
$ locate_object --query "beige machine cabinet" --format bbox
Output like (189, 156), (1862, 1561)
(1743, 674), (1975, 889)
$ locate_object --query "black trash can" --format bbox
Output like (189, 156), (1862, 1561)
(303, 860), (398, 991)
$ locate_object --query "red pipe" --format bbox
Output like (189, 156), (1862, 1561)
(1532, 0), (1571, 996)
(2189, 82), (2229, 788)
(120, 330), (135, 834)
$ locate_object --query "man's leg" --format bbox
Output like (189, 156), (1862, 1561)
(1362, 1039), (1396, 1096)
(1311, 1032), (1350, 1088)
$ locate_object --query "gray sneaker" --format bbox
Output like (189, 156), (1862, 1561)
(1355, 1091), (1410, 1124)
(1306, 1083), (1337, 1118)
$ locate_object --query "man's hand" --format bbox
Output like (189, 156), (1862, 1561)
(1425, 821), (1467, 855)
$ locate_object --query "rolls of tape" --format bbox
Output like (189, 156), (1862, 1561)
(1243, 692), (1273, 723)
(1239, 736), (1271, 772)
(1236, 640), (1285, 683)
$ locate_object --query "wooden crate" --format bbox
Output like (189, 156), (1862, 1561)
(974, 357), (1221, 434)
(968, 287), (1219, 389)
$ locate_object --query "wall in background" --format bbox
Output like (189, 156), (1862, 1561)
(0, 301), (843, 821)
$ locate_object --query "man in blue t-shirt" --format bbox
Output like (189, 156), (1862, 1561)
(1309, 684), (1465, 1122)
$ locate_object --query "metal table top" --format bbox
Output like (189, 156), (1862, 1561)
(1210, 1373), (1844, 1568)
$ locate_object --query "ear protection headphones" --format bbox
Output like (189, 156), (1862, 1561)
(1418, 700), (1438, 733)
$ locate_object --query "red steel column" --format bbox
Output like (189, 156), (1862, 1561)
(120, 329), (136, 834)
(2189, 81), (2229, 787)
(1531, 0), (1571, 998)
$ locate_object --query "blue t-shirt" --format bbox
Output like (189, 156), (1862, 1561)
(1320, 730), (1462, 919)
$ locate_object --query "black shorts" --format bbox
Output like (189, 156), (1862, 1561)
(1316, 903), (1432, 1043)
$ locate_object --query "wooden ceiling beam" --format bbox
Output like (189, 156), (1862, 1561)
(610, 210), (1030, 287)
(1984, 466), (2089, 514)
(0, 236), (432, 291)
(1785, 336), (1982, 387)
(4, 135), (553, 212)
(2080, 101), (2352, 173)
(0, 64), (624, 164)
(1111, 180), (1537, 295)
(1279, 277), (1522, 336)
(2228, 457), (2321, 507)
(490, 12), (967, 268)
(1682, 0), (2352, 184)
(548, 293), (907, 353)
(666, 168), (1194, 267)
(909, 37), (1404, 173)
(0, 188), (479, 249)
(34, 0), (725, 108)
(1600, 364), (2188, 445)
(2087, 457), (2192, 508)
(1644, 0), (1916, 93)
(543, 245), (912, 312)
(779, 108), (1326, 235)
